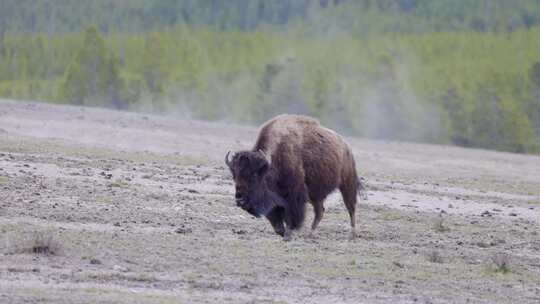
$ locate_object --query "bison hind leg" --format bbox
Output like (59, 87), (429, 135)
(339, 182), (358, 239)
(309, 200), (325, 235)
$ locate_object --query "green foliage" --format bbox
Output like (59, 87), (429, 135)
(530, 62), (540, 87)
(59, 26), (125, 108)
(141, 33), (168, 94)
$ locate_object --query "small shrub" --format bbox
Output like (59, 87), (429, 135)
(433, 216), (450, 232)
(426, 250), (443, 263)
(13, 232), (63, 256)
(491, 253), (511, 274)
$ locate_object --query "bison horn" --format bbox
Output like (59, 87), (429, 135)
(225, 151), (233, 168)
(258, 149), (271, 165)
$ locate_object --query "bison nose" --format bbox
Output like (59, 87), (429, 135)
(235, 193), (246, 206)
(236, 199), (246, 208)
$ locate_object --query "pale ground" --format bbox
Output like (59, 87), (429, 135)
(0, 99), (539, 304)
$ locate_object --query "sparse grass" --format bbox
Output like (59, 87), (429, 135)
(109, 180), (128, 188)
(0, 137), (211, 167)
(0, 176), (8, 183)
(433, 216), (450, 233)
(426, 250), (443, 263)
(84, 271), (157, 283)
(10, 232), (63, 256)
(491, 253), (511, 274)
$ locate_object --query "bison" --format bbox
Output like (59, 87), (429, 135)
(225, 114), (363, 241)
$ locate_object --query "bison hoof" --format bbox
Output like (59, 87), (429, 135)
(273, 228), (285, 237)
(283, 228), (293, 241)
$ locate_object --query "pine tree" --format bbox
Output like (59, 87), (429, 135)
(59, 26), (125, 108)
(141, 32), (167, 94)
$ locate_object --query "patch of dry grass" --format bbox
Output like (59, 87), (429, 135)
(433, 216), (450, 233)
(9, 232), (63, 256)
(491, 253), (511, 274)
(426, 250), (443, 263)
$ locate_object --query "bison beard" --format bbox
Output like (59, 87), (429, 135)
(241, 187), (286, 218)
(226, 114), (361, 241)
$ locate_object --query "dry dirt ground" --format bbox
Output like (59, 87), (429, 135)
(1, 99), (539, 304)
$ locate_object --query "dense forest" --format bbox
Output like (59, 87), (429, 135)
(1, 0), (540, 153)
(3, 0), (540, 33)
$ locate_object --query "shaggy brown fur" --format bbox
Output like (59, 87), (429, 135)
(226, 114), (361, 240)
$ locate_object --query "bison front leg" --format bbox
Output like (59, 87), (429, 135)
(282, 188), (308, 241)
(265, 207), (285, 236)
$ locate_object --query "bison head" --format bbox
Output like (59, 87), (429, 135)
(225, 150), (280, 217)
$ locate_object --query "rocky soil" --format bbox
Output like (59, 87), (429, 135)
(1, 99), (539, 303)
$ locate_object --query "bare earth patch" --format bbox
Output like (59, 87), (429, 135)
(1, 99), (539, 303)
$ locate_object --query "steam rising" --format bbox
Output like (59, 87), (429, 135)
(133, 47), (446, 144)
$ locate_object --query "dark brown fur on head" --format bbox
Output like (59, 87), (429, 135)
(225, 150), (285, 218)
